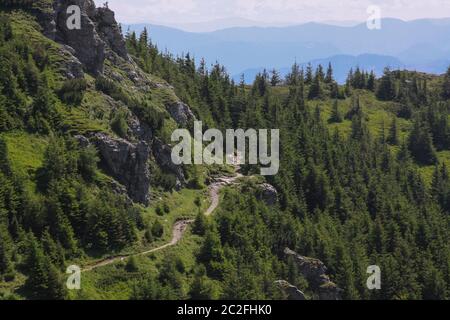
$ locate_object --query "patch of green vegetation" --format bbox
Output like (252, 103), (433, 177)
(1, 132), (47, 189)
(70, 233), (203, 300)
(142, 188), (209, 243)
(314, 90), (413, 141)
(60, 105), (109, 135)
(420, 150), (450, 185)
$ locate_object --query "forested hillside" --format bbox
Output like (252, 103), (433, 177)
(0, 1), (449, 300)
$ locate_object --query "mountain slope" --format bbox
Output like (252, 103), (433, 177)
(0, 0), (203, 299)
(0, 1), (449, 301)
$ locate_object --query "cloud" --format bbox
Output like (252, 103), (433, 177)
(94, 0), (450, 25)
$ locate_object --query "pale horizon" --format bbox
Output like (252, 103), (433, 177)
(94, 0), (450, 31)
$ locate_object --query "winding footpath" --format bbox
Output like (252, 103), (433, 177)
(82, 168), (243, 272)
(205, 172), (243, 216)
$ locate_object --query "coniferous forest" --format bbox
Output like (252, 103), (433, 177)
(0, 1), (449, 301)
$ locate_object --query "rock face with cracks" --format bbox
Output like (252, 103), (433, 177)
(167, 101), (197, 126)
(91, 133), (151, 206)
(36, 0), (129, 75)
(257, 183), (278, 206)
(54, 0), (106, 75)
(33, 0), (193, 206)
(284, 248), (343, 300)
(275, 280), (307, 300)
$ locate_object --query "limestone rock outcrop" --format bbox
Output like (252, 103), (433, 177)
(284, 248), (342, 300)
(153, 138), (186, 189)
(54, 0), (106, 75)
(91, 133), (151, 205)
(95, 6), (129, 60)
(257, 183), (278, 206)
(35, 0), (128, 75)
(33, 0), (191, 205)
(275, 280), (307, 300)
(167, 101), (197, 126)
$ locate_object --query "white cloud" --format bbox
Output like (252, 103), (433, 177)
(94, 0), (450, 25)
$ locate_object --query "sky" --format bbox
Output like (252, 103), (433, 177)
(94, 0), (450, 29)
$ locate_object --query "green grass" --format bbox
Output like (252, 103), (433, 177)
(69, 232), (203, 300)
(307, 90), (450, 183)
(419, 150), (450, 185)
(314, 90), (412, 141)
(67, 184), (212, 299)
(68, 186), (210, 300)
(68, 186), (209, 267)
(9, 11), (75, 86)
(1, 132), (47, 191)
(141, 187), (209, 245)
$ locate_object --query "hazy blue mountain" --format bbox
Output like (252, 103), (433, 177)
(123, 18), (450, 77)
(123, 23), (340, 74)
(235, 54), (405, 84)
(161, 17), (295, 32)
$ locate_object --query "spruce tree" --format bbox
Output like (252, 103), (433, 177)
(408, 120), (438, 165)
(0, 226), (11, 275)
(329, 100), (342, 123)
(193, 210), (207, 236)
(308, 72), (322, 99)
(25, 234), (50, 298)
(0, 137), (11, 176)
(46, 263), (66, 300)
(325, 63), (334, 83)
(305, 63), (313, 84)
(270, 69), (281, 86)
(377, 68), (396, 101)
(345, 95), (363, 120)
(387, 117), (399, 145)
(367, 71), (376, 91)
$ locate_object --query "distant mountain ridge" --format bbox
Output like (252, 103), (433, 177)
(123, 18), (450, 80)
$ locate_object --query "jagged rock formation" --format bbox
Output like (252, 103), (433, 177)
(284, 248), (342, 300)
(153, 138), (186, 190)
(54, 45), (85, 79)
(167, 101), (197, 126)
(29, 0), (195, 205)
(75, 131), (153, 205)
(275, 280), (307, 300)
(95, 6), (128, 60)
(54, 0), (106, 75)
(257, 183), (278, 206)
(91, 133), (151, 205)
(37, 0), (133, 76)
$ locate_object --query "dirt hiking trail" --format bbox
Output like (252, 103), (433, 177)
(83, 166), (242, 272)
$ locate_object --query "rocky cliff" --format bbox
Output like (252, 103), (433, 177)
(284, 248), (343, 300)
(30, 0), (195, 205)
(275, 280), (307, 300)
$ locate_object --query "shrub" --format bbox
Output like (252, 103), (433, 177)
(58, 78), (88, 105)
(78, 145), (99, 182)
(144, 228), (154, 243)
(163, 202), (170, 214)
(155, 206), (164, 216)
(151, 221), (164, 238)
(125, 256), (139, 272)
(111, 111), (128, 138)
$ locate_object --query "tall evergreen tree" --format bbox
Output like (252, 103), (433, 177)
(305, 63), (313, 84)
(329, 100), (342, 123)
(408, 120), (438, 165)
(387, 117), (399, 145)
(270, 69), (281, 86)
(377, 68), (396, 101)
(325, 63), (334, 83)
